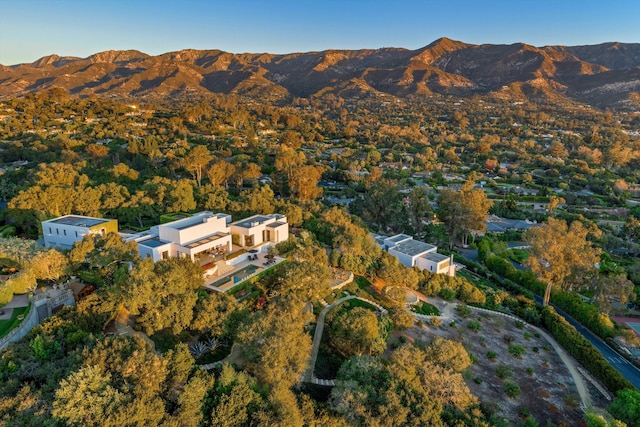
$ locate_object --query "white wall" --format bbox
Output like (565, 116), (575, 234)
(159, 215), (229, 245)
(388, 248), (415, 268)
(43, 224), (89, 248)
(270, 223), (289, 243)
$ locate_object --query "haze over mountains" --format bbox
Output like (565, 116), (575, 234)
(1, 38), (640, 108)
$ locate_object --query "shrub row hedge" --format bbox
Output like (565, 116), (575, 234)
(482, 254), (615, 340)
(541, 306), (633, 393)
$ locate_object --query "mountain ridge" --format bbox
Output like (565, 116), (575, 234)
(2, 38), (640, 108)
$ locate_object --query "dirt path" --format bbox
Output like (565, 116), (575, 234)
(527, 323), (592, 408)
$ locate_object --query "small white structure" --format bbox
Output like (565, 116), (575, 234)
(374, 233), (455, 276)
(229, 214), (289, 247)
(42, 215), (118, 249)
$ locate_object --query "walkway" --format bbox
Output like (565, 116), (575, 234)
(304, 294), (387, 384)
(305, 295), (356, 382)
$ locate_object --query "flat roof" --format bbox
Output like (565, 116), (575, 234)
(138, 238), (170, 248)
(232, 215), (272, 228)
(390, 239), (436, 257)
(266, 221), (287, 228)
(385, 234), (412, 244)
(171, 219), (206, 230)
(48, 216), (110, 227)
(183, 232), (229, 249)
(421, 252), (449, 263)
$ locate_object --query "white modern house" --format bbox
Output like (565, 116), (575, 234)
(42, 212), (290, 281)
(42, 215), (118, 249)
(374, 233), (455, 276)
(131, 211), (289, 263)
(133, 212), (234, 263)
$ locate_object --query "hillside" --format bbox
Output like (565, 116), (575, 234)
(1, 38), (639, 107)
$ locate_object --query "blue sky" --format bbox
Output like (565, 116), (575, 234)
(1, 0), (638, 65)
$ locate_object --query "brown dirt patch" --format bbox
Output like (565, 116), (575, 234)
(399, 310), (587, 426)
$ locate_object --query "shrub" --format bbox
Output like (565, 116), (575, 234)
(496, 364), (512, 380)
(509, 344), (527, 358)
(524, 331), (531, 340)
(487, 350), (497, 360)
(439, 288), (456, 301)
(225, 248), (247, 261)
(518, 406), (531, 418)
(467, 320), (482, 332)
(456, 303), (472, 318)
(504, 381), (521, 398)
(514, 320), (524, 329)
(431, 317), (442, 327)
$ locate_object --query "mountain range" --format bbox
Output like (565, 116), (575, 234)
(2, 38), (640, 108)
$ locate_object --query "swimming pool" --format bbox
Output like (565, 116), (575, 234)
(209, 264), (261, 289)
(233, 264), (260, 281)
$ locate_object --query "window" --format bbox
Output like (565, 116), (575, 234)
(75, 231), (78, 237)
(56, 228), (59, 235)
(48, 227), (52, 234)
(162, 250), (169, 260)
(63, 230), (67, 236)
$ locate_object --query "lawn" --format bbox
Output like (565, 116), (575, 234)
(411, 301), (440, 316)
(0, 304), (30, 339)
(342, 298), (378, 312)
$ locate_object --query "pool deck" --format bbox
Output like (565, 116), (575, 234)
(203, 250), (284, 293)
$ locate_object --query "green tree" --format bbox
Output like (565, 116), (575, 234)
(406, 186), (432, 236)
(125, 257), (203, 335)
(192, 291), (238, 336)
(437, 174), (492, 248)
(237, 305), (312, 388)
(525, 218), (601, 305)
(330, 355), (444, 426)
(207, 160), (236, 189)
(358, 179), (402, 232)
(328, 307), (386, 357)
(183, 145), (213, 187)
(209, 365), (264, 427)
(609, 388), (640, 426)
(53, 365), (127, 426)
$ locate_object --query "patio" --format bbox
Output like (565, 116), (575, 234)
(203, 247), (284, 293)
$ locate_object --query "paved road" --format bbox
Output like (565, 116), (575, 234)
(458, 250), (640, 390)
(534, 294), (640, 391)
